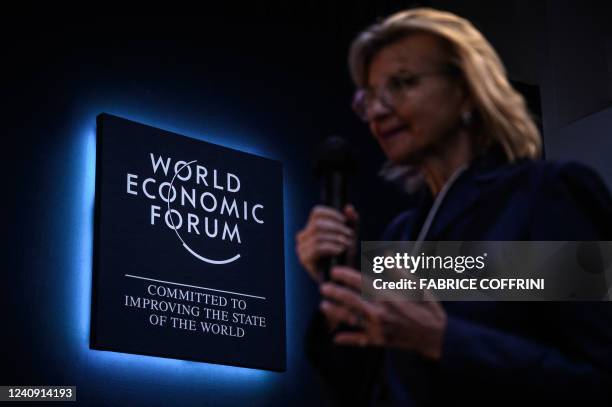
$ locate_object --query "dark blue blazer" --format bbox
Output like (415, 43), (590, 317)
(306, 152), (612, 406)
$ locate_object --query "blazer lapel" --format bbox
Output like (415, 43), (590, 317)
(425, 156), (507, 240)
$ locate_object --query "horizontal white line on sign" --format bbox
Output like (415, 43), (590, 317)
(124, 274), (267, 300)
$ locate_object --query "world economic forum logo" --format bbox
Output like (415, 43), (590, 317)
(125, 153), (266, 264)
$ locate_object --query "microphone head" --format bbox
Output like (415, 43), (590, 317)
(314, 135), (357, 176)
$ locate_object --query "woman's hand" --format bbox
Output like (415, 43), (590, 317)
(320, 266), (447, 361)
(295, 205), (358, 282)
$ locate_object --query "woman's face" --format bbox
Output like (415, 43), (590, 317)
(366, 33), (470, 164)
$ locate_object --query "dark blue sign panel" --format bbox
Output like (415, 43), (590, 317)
(91, 113), (286, 371)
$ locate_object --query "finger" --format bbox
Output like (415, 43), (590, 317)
(420, 287), (440, 302)
(297, 245), (342, 280)
(296, 242), (344, 282)
(334, 332), (370, 347)
(343, 204), (360, 225)
(305, 241), (346, 259)
(295, 239), (346, 271)
(314, 233), (352, 247)
(374, 280), (438, 305)
(299, 233), (345, 253)
(320, 282), (373, 318)
(381, 298), (418, 320)
(331, 266), (362, 291)
(307, 268), (323, 283)
(309, 205), (346, 223)
(319, 300), (358, 326)
(311, 218), (354, 238)
(299, 231), (351, 248)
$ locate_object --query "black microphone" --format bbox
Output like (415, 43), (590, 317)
(314, 135), (356, 281)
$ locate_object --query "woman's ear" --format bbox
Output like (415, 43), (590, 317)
(459, 92), (476, 127)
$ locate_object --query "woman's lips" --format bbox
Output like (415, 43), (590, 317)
(380, 124), (410, 140)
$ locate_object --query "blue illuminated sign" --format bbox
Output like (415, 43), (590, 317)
(91, 113), (286, 371)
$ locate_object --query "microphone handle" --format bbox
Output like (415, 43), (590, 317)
(320, 170), (348, 281)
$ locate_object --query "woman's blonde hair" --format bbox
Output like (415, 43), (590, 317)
(349, 7), (541, 162)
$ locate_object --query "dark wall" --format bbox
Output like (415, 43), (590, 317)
(8, 2), (605, 405)
(2, 6), (417, 406)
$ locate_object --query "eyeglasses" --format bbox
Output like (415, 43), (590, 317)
(352, 66), (459, 122)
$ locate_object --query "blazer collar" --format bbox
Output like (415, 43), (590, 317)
(424, 150), (510, 240)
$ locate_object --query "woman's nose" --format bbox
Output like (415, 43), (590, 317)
(367, 96), (393, 121)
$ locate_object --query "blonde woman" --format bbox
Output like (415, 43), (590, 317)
(296, 8), (612, 406)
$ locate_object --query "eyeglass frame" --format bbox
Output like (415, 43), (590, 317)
(352, 64), (461, 122)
